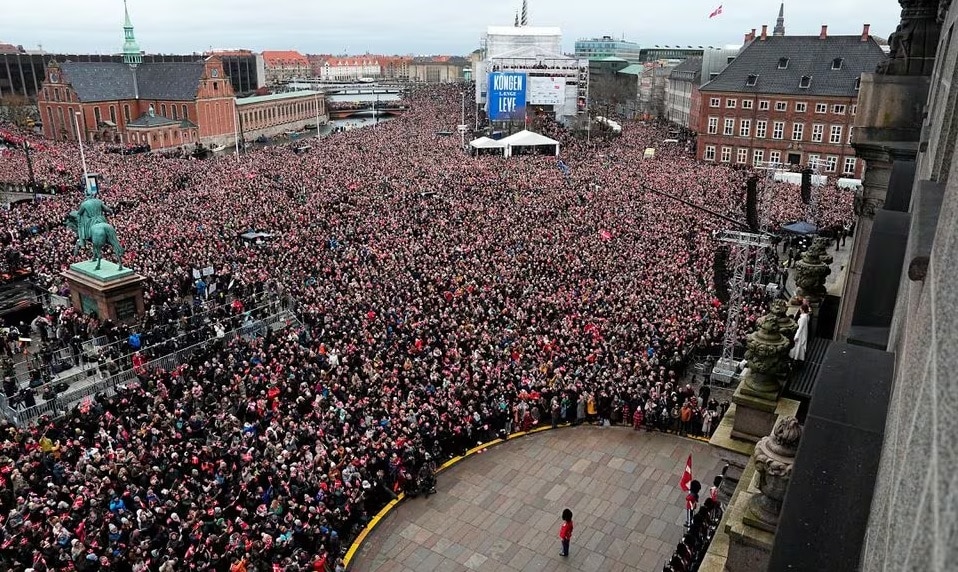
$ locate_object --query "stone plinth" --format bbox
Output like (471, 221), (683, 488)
(729, 385), (798, 445)
(63, 260), (145, 323)
(724, 462), (777, 572)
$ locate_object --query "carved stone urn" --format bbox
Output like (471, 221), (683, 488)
(741, 313), (791, 398)
(794, 238), (831, 304)
(769, 299), (798, 346)
(745, 416), (803, 532)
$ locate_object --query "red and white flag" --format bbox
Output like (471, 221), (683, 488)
(709, 5), (723, 18)
(679, 454), (693, 491)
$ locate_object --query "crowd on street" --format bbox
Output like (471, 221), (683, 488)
(0, 85), (853, 571)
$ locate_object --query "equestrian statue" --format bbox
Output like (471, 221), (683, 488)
(65, 186), (125, 271)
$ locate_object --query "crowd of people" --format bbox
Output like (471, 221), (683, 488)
(0, 84), (854, 571)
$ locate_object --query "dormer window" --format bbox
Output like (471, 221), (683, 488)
(745, 74), (758, 87)
(799, 75), (812, 89)
(831, 58), (844, 70)
(854, 77), (861, 90)
(777, 57), (789, 69)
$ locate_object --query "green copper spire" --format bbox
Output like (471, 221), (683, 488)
(122, 0), (142, 66)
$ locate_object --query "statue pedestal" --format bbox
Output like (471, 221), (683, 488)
(63, 260), (145, 323)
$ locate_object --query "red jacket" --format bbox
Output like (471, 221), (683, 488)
(559, 520), (574, 540)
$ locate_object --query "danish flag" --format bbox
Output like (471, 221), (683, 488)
(709, 5), (723, 18)
(679, 454), (693, 491)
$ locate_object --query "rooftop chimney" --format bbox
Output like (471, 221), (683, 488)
(820, 25), (828, 40)
(861, 23), (871, 41)
(761, 25), (768, 41)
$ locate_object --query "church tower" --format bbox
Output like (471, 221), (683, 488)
(772, 3), (786, 36)
(122, 0), (142, 66)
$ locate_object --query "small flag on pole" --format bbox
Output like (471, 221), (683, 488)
(679, 454), (693, 491)
(709, 5), (723, 18)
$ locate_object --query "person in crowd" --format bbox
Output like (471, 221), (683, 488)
(559, 508), (574, 557)
(0, 84), (853, 570)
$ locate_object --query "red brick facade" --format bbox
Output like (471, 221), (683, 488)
(38, 57), (236, 150)
(694, 91), (863, 177)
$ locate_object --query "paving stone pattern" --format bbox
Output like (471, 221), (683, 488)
(350, 426), (724, 572)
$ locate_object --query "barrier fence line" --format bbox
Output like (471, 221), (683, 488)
(6, 296), (294, 415)
(7, 309), (301, 426)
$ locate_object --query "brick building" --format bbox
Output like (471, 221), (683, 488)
(261, 50), (309, 86)
(36, 3), (236, 150)
(694, 24), (885, 178)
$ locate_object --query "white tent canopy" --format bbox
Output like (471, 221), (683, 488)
(498, 130), (560, 157)
(469, 136), (505, 149)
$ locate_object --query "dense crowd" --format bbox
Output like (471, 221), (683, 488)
(0, 85), (853, 571)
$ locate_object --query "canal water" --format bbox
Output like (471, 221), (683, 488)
(323, 91), (401, 133)
(215, 90), (402, 154)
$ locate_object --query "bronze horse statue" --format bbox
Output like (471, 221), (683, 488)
(66, 211), (125, 271)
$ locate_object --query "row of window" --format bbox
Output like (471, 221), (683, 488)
(702, 145), (858, 174)
(774, 57), (846, 71)
(706, 117), (852, 144)
(127, 129), (197, 145)
(240, 100), (321, 126)
(708, 97), (855, 115)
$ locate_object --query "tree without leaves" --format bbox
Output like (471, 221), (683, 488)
(0, 95), (36, 128)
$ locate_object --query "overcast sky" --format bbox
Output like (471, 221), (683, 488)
(2, 0), (902, 55)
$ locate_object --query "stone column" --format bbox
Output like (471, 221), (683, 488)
(744, 416), (803, 531)
(731, 308), (791, 443)
(793, 238), (832, 307)
(835, 0), (940, 340)
(835, 143), (905, 338)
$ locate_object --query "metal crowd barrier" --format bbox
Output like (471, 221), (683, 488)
(6, 309), (302, 427)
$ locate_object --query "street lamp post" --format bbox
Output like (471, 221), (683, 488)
(315, 92), (322, 139)
(460, 91), (466, 149)
(74, 111), (89, 179)
(233, 98), (241, 160)
(22, 141), (37, 199)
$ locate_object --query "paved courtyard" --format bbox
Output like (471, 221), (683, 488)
(349, 426), (725, 572)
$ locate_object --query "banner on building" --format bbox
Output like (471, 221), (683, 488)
(487, 72), (527, 120)
(528, 77), (565, 105)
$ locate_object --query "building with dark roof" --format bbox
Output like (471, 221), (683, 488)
(35, 2), (237, 150)
(693, 23), (886, 178)
(0, 52), (211, 100)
